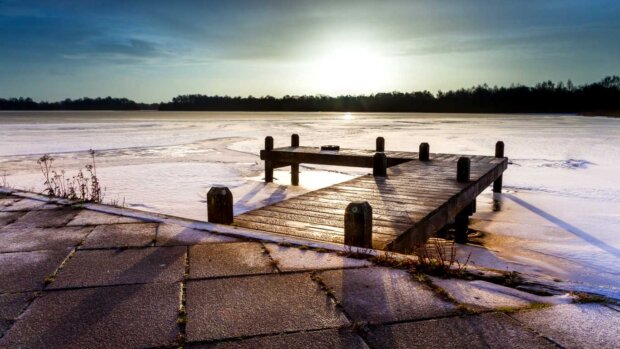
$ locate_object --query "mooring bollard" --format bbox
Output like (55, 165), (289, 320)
(493, 141), (504, 193)
(264, 136), (274, 183)
(457, 157), (470, 183)
(376, 137), (385, 152)
(207, 186), (233, 225)
(373, 152), (387, 176)
(344, 201), (373, 248)
(419, 142), (430, 161)
(291, 134), (299, 185)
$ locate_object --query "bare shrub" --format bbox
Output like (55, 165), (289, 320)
(412, 238), (470, 277)
(37, 149), (104, 203)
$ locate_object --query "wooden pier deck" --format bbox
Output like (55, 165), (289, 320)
(225, 137), (508, 253)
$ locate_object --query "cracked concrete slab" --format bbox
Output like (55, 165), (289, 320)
(365, 312), (554, 348)
(188, 328), (368, 348)
(50, 247), (186, 288)
(67, 210), (144, 226)
(189, 242), (274, 279)
(430, 277), (572, 311)
(0, 250), (70, 292)
(0, 226), (92, 253)
(264, 243), (372, 271)
(186, 273), (349, 342)
(511, 304), (620, 349)
(80, 223), (157, 248)
(319, 267), (457, 324)
(156, 224), (239, 246)
(0, 283), (181, 349)
(4, 208), (79, 228)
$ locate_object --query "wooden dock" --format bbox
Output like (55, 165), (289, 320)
(210, 136), (508, 253)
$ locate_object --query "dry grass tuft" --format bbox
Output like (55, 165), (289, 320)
(38, 149), (104, 203)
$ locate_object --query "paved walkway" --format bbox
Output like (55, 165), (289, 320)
(0, 193), (619, 348)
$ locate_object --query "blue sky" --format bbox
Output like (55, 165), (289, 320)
(1, 0), (618, 102)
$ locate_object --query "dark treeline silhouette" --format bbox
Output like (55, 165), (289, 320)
(0, 97), (157, 110)
(159, 76), (620, 113)
(2, 76), (619, 114)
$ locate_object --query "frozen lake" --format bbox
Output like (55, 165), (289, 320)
(1, 111), (619, 298)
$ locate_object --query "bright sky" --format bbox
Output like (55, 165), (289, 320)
(1, 0), (619, 102)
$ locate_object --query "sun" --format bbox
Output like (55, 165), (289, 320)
(310, 44), (389, 95)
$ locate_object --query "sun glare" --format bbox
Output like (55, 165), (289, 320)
(310, 44), (390, 95)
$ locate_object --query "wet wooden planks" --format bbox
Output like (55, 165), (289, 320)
(236, 147), (507, 253)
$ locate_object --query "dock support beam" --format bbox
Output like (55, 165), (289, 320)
(291, 134), (299, 186)
(344, 201), (373, 248)
(419, 142), (430, 161)
(493, 141), (504, 193)
(376, 137), (385, 152)
(454, 209), (469, 244)
(207, 186), (233, 225)
(373, 152), (387, 176)
(264, 136), (274, 182)
(455, 157), (471, 243)
(457, 157), (471, 183)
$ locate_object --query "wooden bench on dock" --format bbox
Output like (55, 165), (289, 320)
(208, 135), (508, 254)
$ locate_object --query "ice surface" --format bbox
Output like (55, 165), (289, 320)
(1, 111), (619, 298)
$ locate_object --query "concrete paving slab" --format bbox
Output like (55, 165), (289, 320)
(364, 312), (554, 348)
(5, 208), (79, 228)
(0, 211), (24, 227)
(0, 292), (33, 321)
(189, 242), (274, 279)
(0, 226), (91, 253)
(0, 283), (181, 349)
(319, 267), (457, 324)
(607, 303), (620, 312)
(0, 198), (52, 212)
(67, 210), (144, 226)
(157, 224), (239, 246)
(188, 328), (368, 349)
(186, 273), (349, 342)
(264, 243), (372, 271)
(430, 277), (571, 311)
(0, 292), (33, 335)
(0, 250), (69, 292)
(80, 223), (157, 248)
(511, 303), (620, 349)
(50, 247), (186, 288)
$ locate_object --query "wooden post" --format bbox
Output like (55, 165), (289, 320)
(291, 134), (299, 185)
(373, 152), (387, 176)
(454, 209), (469, 244)
(376, 137), (385, 152)
(493, 141), (504, 193)
(207, 186), (233, 225)
(344, 201), (372, 248)
(457, 157), (471, 183)
(265, 136), (274, 182)
(469, 199), (477, 215)
(419, 142), (430, 161)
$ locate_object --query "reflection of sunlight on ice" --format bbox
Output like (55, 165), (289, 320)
(342, 112), (354, 120)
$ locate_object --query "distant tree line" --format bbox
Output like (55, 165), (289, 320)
(2, 76), (619, 113)
(0, 97), (157, 110)
(159, 76), (620, 113)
